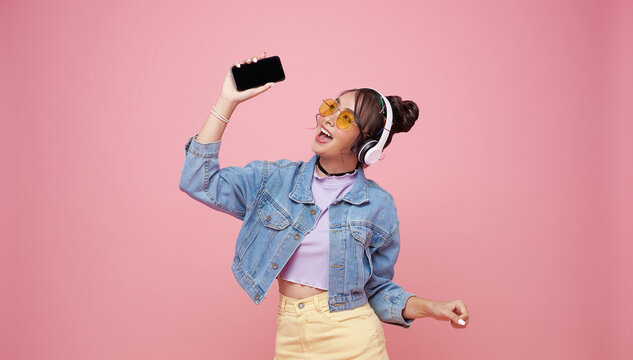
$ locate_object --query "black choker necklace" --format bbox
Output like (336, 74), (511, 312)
(316, 158), (357, 177)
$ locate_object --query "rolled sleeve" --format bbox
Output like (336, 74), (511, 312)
(184, 134), (221, 157)
(178, 134), (265, 220)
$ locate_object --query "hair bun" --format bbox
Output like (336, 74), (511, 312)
(388, 96), (419, 134)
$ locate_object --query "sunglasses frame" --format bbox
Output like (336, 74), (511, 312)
(319, 98), (357, 130)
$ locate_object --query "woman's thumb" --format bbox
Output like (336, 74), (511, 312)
(253, 82), (275, 96)
(443, 309), (464, 325)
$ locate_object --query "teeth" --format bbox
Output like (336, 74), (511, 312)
(320, 128), (332, 137)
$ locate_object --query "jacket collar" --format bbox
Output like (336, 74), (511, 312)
(289, 154), (370, 205)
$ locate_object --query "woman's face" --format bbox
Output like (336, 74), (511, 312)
(311, 91), (360, 160)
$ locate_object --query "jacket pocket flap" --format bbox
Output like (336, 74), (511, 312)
(257, 197), (291, 230)
(350, 223), (390, 248)
(350, 225), (372, 248)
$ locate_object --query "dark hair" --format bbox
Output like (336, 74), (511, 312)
(339, 88), (420, 168)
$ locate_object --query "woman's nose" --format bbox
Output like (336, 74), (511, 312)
(323, 113), (336, 127)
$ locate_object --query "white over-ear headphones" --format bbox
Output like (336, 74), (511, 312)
(357, 88), (392, 165)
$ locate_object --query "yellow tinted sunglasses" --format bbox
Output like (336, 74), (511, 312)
(319, 98), (356, 130)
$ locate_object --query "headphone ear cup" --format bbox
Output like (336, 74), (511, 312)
(364, 146), (382, 165)
(357, 139), (377, 165)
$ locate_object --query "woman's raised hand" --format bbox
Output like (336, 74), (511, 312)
(219, 51), (275, 105)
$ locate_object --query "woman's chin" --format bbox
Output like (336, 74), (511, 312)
(311, 140), (328, 155)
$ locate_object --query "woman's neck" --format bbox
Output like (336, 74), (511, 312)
(315, 155), (359, 178)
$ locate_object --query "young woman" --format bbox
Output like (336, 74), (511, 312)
(179, 52), (470, 359)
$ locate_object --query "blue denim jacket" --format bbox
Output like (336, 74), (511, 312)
(179, 135), (416, 328)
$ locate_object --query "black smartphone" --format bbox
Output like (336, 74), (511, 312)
(231, 55), (286, 91)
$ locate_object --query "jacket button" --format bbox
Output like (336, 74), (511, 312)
(310, 209), (316, 215)
(254, 294), (260, 301)
(266, 215), (272, 222)
(294, 233), (300, 240)
(272, 263), (278, 270)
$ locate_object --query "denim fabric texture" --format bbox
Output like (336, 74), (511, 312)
(178, 135), (415, 328)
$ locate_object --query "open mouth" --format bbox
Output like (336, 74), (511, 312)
(316, 127), (333, 143)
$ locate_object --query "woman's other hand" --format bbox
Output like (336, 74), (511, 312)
(403, 296), (470, 329)
(219, 51), (275, 105)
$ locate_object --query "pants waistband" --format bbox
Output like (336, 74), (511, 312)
(279, 291), (329, 313)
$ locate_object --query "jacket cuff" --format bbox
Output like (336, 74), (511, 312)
(184, 134), (221, 158)
(393, 291), (417, 328)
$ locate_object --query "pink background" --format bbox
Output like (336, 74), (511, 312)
(2, 0), (632, 359)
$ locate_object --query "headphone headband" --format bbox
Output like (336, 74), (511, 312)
(358, 87), (393, 165)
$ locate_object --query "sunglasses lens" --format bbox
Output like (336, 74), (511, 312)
(337, 111), (354, 129)
(319, 99), (337, 117)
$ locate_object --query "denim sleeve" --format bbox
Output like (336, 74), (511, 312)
(365, 224), (417, 328)
(178, 134), (265, 220)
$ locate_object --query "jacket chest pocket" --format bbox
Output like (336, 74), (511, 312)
(257, 197), (291, 230)
(237, 196), (291, 265)
(350, 224), (389, 249)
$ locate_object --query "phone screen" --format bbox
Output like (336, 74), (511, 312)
(231, 56), (286, 91)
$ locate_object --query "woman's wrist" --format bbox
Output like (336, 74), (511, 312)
(403, 296), (435, 320)
(195, 97), (239, 144)
(215, 96), (239, 120)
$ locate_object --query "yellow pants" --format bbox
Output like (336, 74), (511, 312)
(274, 291), (390, 360)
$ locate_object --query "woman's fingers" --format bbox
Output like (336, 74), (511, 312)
(445, 309), (463, 325)
(238, 52), (267, 67)
(433, 300), (469, 329)
(250, 52), (266, 63)
(454, 301), (469, 322)
(253, 51), (266, 62)
(456, 302), (469, 319)
(246, 54), (258, 64)
(250, 82), (275, 96)
(236, 81), (274, 100)
(448, 300), (469, 328)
